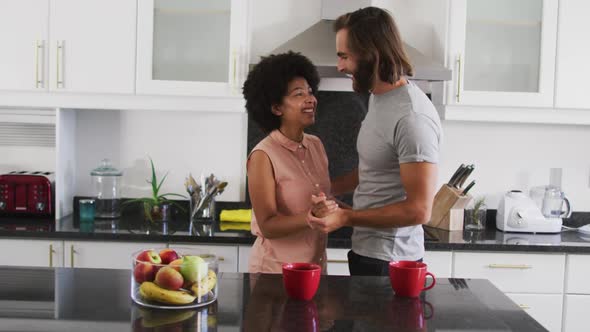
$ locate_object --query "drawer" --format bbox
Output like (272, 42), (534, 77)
(506, 293), (563, 332)
(424, 251), (452, 278)
(565, 255), (590, 294)
(326, 248), (349, 276)
(563, 294), (590, 332)
(453, 252), (565, 293)
(169, 244), (238, 273)
(238, 245), (252, 273)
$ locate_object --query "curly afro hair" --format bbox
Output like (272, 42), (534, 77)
(243, 51), (320, 133)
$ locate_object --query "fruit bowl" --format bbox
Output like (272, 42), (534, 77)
(131, 247), (219, 309)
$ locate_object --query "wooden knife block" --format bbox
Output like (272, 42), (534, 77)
(428, 184), (472, 231)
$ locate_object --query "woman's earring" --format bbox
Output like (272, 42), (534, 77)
(272, 106), (282, 116)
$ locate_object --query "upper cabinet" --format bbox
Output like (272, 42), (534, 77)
(554, 0), (590, 109)
(0, 0), (136, 94)
(447, 0), (558, 107)
(136, 0), (249, 97)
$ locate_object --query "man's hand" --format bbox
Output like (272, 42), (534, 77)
(308, 208), (350, 233)
(310, 193), (339, 218)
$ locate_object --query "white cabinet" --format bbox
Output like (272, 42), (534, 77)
(0, 0), (49, 92)
(238, 245), (251, 273)
(447, 0), (558, 107)
(326, 248), (349, 276)
(170, 244), (239, 273)
(565, 255), (590, 294)
(506, 293), (563, 332)
(453, 252), (565, 293)
(0, 239), (63, 267)
(563, 295), (590, 332)
(64, 241), (161, 269)
(423, 250), (452, 278)
(0, 0), (136, 94)
(136, 0), (249, 97)
(554, 0), (590, 109)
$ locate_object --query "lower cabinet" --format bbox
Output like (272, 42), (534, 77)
(238, 245), (251, 273)
(326, 248), (349, 275)
(506, 293), (563, 332)
(170, 243), (239, 273)
(423, 250), (452, 278)
(63, 241), (162, 269)
(563, 295), (590, 332)
(0, 239), (63, 268)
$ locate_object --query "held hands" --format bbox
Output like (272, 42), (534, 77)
(307, 193), (350, 233)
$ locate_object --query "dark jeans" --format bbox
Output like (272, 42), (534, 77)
(347, 250), (423, 276)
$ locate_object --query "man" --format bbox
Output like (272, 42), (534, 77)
(309, 7), (442, 276)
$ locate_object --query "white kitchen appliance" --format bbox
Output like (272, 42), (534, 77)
(496, 190), (564, 233)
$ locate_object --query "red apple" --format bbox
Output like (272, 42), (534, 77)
(169, 258), (184, 272)
(159, 249), (180, 264)
(136, 250), (162, 265)
(133, 262), (155, 283)
(155, 266), (184, 290)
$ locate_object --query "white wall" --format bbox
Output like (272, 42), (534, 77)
(0, 147), (55, 174)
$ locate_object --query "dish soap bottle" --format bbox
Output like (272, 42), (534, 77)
(91, 159), (123, 219)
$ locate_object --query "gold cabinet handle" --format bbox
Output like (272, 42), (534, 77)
(49, 244), (56, 267)
(56, 40), (64, 88)
(488, 264), (532, 269)
(35, 40), (45, 88)
(70, 245), (76, 268)
(455, 54), (462, 103)
(327, 259), (348, 263)
(218, 256), (225, 262)
(231, 49), (237, 89)
(518, 304), (531, 310)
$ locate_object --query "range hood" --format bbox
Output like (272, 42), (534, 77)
(268, 20), (451, 82)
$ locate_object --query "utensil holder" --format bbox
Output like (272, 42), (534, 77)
(190, 195), (216, 223)
(428, 184), (472, 231)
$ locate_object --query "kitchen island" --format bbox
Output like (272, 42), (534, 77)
(0, 266), (546, 331)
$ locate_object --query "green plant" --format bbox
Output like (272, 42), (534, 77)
(469, 196), (486, 228)
(123, 158), (186, 223)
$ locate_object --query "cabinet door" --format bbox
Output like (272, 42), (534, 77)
(424, 250), (452, 278)
(563, 295), (590, 332)
(326, 248), (350, 276)
(64, 241), (162, 269)
(555, 0), (590, 109)
(0, 0), (49, 92)
(49, 0), (136, 94)
(238, 245), (251, 273)
(565, 255), (590, 294)
(453, 252), (565, 293)
(136, 0), (248, 97)
(506, 293), (563, 332)
(447, 0), (557, 107)
(169, 244), (238, 273)
(0, 239), (63, 267)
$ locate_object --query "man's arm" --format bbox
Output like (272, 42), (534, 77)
(330, 168), (359, 196)
(309, 162), (437, 233)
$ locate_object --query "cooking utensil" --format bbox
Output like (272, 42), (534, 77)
(447, 164), (465, 186)
(191, 181), (228, 220)
(457, 164), (475, 188)
(462, 180), (476, 196)
(451, 166), (469, 188)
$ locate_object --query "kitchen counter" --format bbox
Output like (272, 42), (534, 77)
(1, 208), (590, 253)
(0, 266), (546, 331)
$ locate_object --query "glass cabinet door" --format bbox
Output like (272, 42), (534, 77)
(137, 0), (248, 97)
(448, 0), (557, 107)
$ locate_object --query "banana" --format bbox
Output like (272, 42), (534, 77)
(191, 269), (217, 298)
(139, 281), (196, 305)
(141, 309), (196, 328)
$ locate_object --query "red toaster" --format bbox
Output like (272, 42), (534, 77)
(0, 171), (55, 216)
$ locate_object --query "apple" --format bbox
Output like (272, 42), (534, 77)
(133, 262), (155, 283)
(159, 249), (180, 265)
(136, 250), (162, 265)
(155, 266), (184, 290)
(180, 256), (208, 283)
(169, 258), (184, 272)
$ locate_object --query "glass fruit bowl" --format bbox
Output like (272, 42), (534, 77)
(131, 247), (219, 309)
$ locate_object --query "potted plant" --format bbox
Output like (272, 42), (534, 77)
(124, 158), (186, 223)
(465, 196), (487, 231)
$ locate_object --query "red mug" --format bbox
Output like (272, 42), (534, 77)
(389, 261), (436, 297)
(282, 263), (321, 301)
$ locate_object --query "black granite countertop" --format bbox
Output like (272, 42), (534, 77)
(1, 206), (590, 254)
(0, 266), (546, 331)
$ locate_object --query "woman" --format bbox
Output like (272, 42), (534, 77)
(243, 51), (337, 273)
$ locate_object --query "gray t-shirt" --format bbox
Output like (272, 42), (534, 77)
(351, 81), (442, 262)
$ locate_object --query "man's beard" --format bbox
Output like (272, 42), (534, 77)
(352, 59), (375, 93)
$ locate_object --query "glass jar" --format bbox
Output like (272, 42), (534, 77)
(91, 159), (123, 219)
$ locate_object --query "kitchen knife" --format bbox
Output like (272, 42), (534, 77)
(451, 165), (470, 188)
(457, 164), (475, 188)
(462, 180), (476, 196)
(448, 164), (466, 187)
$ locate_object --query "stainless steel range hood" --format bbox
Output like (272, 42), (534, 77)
(268, 20), (452, 82)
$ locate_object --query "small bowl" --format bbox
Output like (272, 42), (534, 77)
(130, 247), (219, 309)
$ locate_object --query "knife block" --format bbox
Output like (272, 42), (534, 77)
(428, 184), (472, 231)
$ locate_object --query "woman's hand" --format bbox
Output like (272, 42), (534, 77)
(310, 192), (339, 218)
